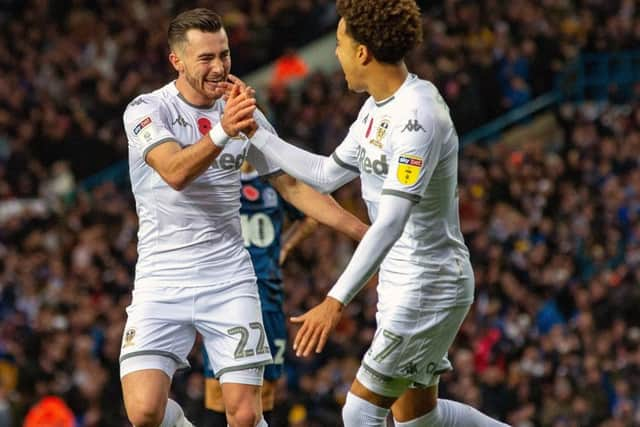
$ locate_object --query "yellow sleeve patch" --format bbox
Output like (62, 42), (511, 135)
(396, 154), (423, 185)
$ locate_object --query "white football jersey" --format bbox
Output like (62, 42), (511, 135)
(123, 81), (279, 288)
(333, 74), (473, 309)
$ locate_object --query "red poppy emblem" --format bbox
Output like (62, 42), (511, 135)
(242, 185), (260, 201)
(197, 117), (212, 135)
(365, 117), (373, 138)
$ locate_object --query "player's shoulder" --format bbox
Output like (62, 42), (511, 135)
(394, 75), (440, 113)
(393, 75), (451, 126)
(123, 82), (175, 119)
(348, 97), (376, 131)
(360, 97), (377, 117)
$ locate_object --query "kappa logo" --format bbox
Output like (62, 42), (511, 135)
(172, 115), (191, 128)
(401, 119), (426, 133)
(399, 361), (418, 376)
(129, 97), (148, 107)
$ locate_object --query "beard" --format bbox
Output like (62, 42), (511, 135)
(184, 68), (227, 102)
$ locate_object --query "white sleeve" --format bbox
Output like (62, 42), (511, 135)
(251, 128), (358, 193)
(247, 109), (281, 177)
(331, 121), (361, 175)
(327, 194), (413, 305)
(381, 109), (442, 202)
(123, 95), (177, 161)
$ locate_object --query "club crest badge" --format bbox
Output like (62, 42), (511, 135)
(370, 117), (390, 148)
(123, 328), (136, 348)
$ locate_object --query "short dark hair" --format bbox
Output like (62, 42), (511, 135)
(337, 0), (423, 64)
(168, 8), (223, 51)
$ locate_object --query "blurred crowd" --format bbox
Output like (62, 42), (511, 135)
(268, 0), (640, 150)
(1, 0), (640, 426)
(0, 0), (338, 188)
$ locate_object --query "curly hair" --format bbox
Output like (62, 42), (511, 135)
(337, 0), (423, 64)
(168, 8), (223, 51)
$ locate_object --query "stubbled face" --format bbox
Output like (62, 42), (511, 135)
(173, 28), (231, 101)
(335, 18), (366, 93)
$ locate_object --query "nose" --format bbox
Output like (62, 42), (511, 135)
(210, 58), (224, 75)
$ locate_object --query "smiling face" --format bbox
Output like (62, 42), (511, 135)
(170, 28), (231, 102)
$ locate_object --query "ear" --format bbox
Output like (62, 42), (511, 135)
(356, 44), (373, 66)
(169, 51), (184, 73)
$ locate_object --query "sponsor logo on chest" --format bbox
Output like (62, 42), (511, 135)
(172, 113), (248, 171)
(356, 145), (388, 176)
(212, 151), (246, 170)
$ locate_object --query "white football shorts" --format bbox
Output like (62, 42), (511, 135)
(357, 299), (471, 397)
(119, 278), (272, 385)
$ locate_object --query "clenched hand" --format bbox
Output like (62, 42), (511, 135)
(221, 84), (256, 137)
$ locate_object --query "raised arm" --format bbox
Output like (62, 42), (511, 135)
(269, 173), (368, 242)
(290, 107), (445, 357)
(252, 128), (358, 194)
(130, 85), (256, 190)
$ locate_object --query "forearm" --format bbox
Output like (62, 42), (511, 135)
(277, 179), (368, 241)
(328, 196), (413, 305)
(252, 128), (356, 193)
(160, 123), (229, 190)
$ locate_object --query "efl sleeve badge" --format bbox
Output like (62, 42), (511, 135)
(397, 154), (424, 185)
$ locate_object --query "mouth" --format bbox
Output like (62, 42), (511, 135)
(204, 78), (225, 91)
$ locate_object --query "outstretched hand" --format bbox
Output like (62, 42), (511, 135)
(221, 84), (256, 137)
(290, 297), (344, 357)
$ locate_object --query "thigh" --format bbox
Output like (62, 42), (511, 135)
(120, 287), (196, 376)
(262, 310), (287, 382)
(196, 280), (273, 379)
(121, 368), (171, 421)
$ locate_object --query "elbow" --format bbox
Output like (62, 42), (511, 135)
(384, 227), (404, 245)
(375, 218), (405, 242)
(165, 173), (190, 191)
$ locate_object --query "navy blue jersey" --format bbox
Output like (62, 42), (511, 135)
(240, 173), (303, 311)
